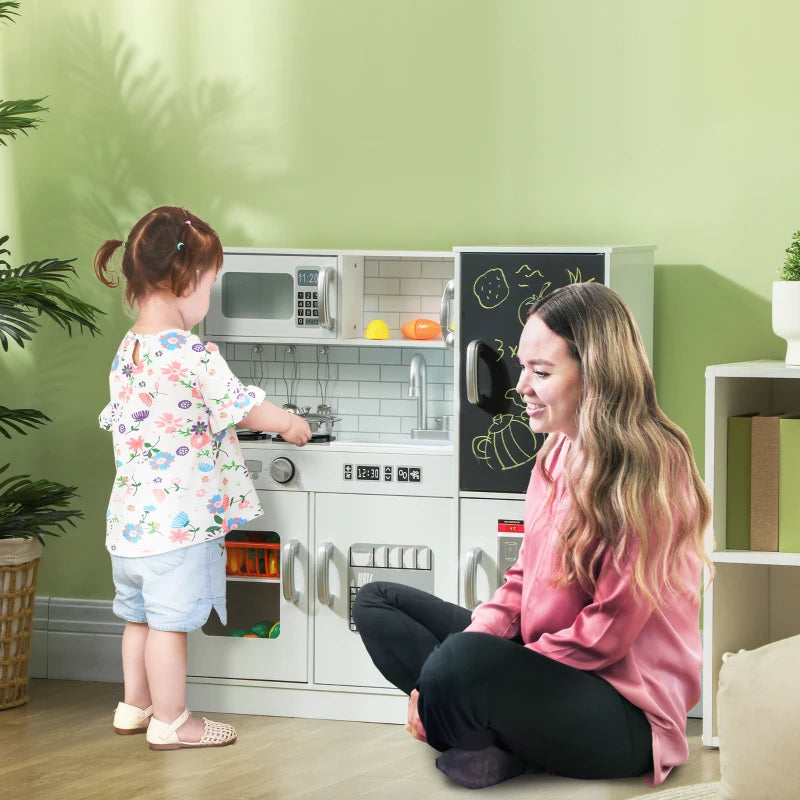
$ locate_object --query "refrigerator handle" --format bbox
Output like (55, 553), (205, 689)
(466, 340), (489, 406)
(464, 546), (483, 610)
(439, 279), (455, 348)
(281, 538), (300, 603)
(318, 267), (335, 330)
(316, 541), (335, 606)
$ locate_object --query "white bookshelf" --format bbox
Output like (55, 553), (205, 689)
(702, 361), (800, 747)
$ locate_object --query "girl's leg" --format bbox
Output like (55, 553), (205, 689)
(417, 632), (653, 782)
(352, 581), (473, 694)
(145, 629), (205, 742)
(121, 621), (152, 708)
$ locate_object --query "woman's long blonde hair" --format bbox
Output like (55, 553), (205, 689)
(529, 282), (712, 607)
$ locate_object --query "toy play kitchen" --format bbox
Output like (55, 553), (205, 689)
(187, 245), (654, 724)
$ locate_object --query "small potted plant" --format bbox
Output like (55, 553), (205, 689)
(773, 230), (800, 365)
(0, 0), (103, 709)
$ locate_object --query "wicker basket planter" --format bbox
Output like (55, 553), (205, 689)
(0, 538), (43, 710)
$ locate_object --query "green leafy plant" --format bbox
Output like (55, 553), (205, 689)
(778, 230), (800, 281)
(0, 1), (104, 543)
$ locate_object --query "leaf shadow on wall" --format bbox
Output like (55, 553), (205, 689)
(39, 14), (279, 264)
(654, 264), (781, 459)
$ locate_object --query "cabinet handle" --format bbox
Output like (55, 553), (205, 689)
(316, 541), (335, 606)
(464, 546), (483, 610)
(281, 539), (300, 603)
(439, 279), (455, 348)
(466, 340), (489, 406)
(318, 267), (334, 330)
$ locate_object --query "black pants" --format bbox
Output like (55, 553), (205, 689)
(352, 581), (654, 780)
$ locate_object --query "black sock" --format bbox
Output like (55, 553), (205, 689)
(435, 745), (527, 789)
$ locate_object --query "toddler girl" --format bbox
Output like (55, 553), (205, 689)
(96, 205), (310, 749)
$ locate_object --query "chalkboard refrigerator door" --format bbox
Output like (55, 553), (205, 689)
(456, 250), (606, 494)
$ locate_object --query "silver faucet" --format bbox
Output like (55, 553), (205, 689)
(408, 353), (428, 430)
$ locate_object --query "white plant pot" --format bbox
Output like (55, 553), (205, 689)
(772, 281), (800, 365)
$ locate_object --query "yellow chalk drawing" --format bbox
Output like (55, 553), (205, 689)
(473, 267), (510, 309)
(515, 264), (544, 287)
(517, 281), (552, 326)
(472, 413), (539, 471)
(504, 387), (527, 419)
(566, 267), (596, 284)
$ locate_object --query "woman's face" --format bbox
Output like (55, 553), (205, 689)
(515, 313), (583, 439)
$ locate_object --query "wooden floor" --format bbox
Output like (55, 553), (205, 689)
(0, 679), (720, 800)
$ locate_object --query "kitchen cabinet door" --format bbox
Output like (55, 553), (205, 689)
(457, 251), (605, 494)
(459, 497), (525, 609)
(187, 490), (310, 683)
(313, 493), (457, 689)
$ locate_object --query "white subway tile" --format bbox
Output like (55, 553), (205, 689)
(359, 416), (401, 433)
(379, 260), (421, 278)
(359, 348), (402, 365)
(363, 295), (379, 311)
(380, 398), (419, 416)
(364, 277), (400, 295)
(359, 381), (403, 399)
(337, 364), (381, 381)
(400, 278), (446, 296)
(364, 260), (379, 277)
(400, 349), (445, 366)
(421, 260), (455, 279)
(379, 295), (420, 313)
(335, 397), (381, 415)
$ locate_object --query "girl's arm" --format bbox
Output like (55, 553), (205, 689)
(238, 401), (311, 446)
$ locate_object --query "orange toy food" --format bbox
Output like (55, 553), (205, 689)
(400, 318), (442, 340)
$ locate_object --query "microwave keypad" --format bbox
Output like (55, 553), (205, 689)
(297, 290), (319, 326)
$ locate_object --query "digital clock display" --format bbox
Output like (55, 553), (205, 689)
(296, 269), (319, 287)
(356, 465), (380, 481)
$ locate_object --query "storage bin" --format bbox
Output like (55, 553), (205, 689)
(225, 540), (280, 579)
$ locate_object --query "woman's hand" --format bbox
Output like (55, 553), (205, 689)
(406, 689), (427, 742)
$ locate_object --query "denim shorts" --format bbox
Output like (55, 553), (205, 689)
(110, 539), (227, 632)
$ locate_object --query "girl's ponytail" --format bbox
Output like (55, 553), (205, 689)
(94, 239), (125, 289)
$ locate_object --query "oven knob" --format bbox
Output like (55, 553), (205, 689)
(270, 456), (296, 484)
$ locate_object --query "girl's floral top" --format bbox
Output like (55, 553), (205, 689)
(98, 329), (266, 557)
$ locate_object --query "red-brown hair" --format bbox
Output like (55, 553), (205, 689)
(94, 205), (223, 307)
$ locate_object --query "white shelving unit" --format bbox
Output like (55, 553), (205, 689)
(703, 360), (800, 747)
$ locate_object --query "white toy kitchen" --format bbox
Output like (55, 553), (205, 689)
(187, 246), (654, 724)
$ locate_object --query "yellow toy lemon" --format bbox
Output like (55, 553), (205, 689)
(365, 319), (390, 339)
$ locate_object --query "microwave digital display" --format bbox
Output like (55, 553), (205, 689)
(297, 269), (319, 287)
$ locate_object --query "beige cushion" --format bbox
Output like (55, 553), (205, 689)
(717, 634), (800, 800)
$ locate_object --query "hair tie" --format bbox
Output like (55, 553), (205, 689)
(177, 242), (185, 250)
(185, 220), (192, 226)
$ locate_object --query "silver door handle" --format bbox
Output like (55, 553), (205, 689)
(464, 546), (483, 610)
(466, 340), (489, 406)
(316, 541), (334, 606)
(439, 279), (455, 348)
(281, 539), (300, 603)
(318, 267), (334, 330)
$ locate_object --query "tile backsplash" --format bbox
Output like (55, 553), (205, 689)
(222, 343), (454, 437)
(218, 253), (455, 437)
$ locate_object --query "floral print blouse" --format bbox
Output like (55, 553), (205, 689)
(99, 329), (265, 557)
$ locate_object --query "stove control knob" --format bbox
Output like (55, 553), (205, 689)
(270, 456), (296, 484)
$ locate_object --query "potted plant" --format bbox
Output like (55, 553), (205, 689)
(0, 0), (103, 709)
(773, 230), (800, 365)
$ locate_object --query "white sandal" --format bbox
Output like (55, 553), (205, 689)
(146, 708), (237, 750)
(113, 701), (153, 735)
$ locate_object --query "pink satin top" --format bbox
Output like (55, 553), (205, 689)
(465, 434), (703, 786)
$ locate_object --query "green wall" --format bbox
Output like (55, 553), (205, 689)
(0, 0), (794, 598)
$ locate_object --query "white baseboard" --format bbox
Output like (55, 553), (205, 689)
(31, 596), (123, 683)
(28, 594), (705, 720)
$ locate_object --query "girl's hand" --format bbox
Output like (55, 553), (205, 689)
(406, 689), (427, 742)
(280, 413), (312, 446)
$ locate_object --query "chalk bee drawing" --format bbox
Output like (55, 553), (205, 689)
(472, 413), (539, 472)
(473, 267), (510, 309)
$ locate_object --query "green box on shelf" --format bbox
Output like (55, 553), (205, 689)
(726, 415), (754, 550)
(779, 417), (800, 553)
